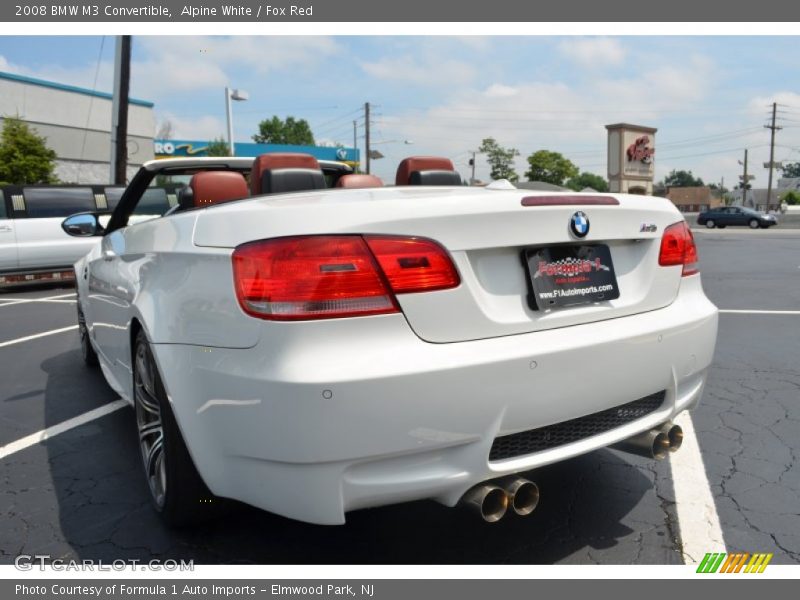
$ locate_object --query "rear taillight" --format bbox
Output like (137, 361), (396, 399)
(364, 236), (460, 293)
(659, 221), (699, 276)
(232, 235), (459, 320)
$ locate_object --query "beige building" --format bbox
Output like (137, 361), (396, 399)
(0, 71), (155, 183)
(666, 186), (722, 213)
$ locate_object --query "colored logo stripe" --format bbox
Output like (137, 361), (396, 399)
(696, 552), (773, 573)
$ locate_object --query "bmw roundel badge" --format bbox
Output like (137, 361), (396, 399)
(569, 211), (590, 238)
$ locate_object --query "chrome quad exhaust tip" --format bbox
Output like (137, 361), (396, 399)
(457, 476), (540, 522)
(497, 476), (540, 516)
(660, 422), (683, 452)
(611, 427), (671, 460)
(458, 483), (509, 523)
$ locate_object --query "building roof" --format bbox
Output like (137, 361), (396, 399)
(0, 71), (154, 108)
(605, 123), (658, 133)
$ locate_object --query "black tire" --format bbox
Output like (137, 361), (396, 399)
(133, 330), (219, 527)
(705, 219), (716, 229)
(77, 301), (99, 367)
(749, 219), (759, 229)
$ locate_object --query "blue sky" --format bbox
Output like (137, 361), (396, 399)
(1, 35), (799, 186)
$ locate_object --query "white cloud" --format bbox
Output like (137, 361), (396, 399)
(0, 52), (114, 95)
(593, 55), (716, 112)
(367, 53), (732, 185)
(747, 91), (800, 115)
(484, 84), (518, 98)
(157, 112), (227, 141)
(132, 36), (343, 97)
(359, 55), (476, 87)
(558, 38), (626, 69)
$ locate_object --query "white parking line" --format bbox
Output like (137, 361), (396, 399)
(719, 309), (800, 315)
(671, 412), (727, 563)
(0, 325), (78, 349)
(0, 400), (128, 461)
(0, 292), (76, 307)
(0, 298), (76, 305)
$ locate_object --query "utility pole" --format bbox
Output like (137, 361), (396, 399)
(110, 35), (131, 185)
(740, 149), (749, 206)
(765, 102), (782, 211)
(364, 102), (371, 175)
(353, 120), (358, 172)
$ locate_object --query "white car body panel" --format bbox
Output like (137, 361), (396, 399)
(0, 215), (17, 271)
(9, 217), (98, 271)
(74, 177), (719, 525)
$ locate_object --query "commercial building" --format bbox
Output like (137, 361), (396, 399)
(154, 139), (359, 168)
(0, 71), (155, 184)
(665, 186), (722, 213)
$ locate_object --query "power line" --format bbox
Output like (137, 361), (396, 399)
(77, 35), (106, 182)
(311, 107), (363, 131)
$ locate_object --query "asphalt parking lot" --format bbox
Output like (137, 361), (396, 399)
(1, 228), (798, 565)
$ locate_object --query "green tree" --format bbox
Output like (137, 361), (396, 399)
(0, 116), (58, 185)
(478, 137), (520, 182)
(524, 150), (578, 185)
(566, 171), (609, 192)
(663, 169), (704, 188)
(780, 190), (800, 205)
(205, 137), (232, 157)
(780, 162), (800, 178)
(253, 116), (315, 145)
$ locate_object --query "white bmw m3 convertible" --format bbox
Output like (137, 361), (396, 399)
(63, 153), (718, 526)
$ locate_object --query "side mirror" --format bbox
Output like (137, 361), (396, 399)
(61, 212), (105, 237)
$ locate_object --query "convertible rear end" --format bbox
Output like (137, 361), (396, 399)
(148, 185), (717, 524)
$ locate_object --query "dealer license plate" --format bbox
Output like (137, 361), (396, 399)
(525, 244), (620, 309)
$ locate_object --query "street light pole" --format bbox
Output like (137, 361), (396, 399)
(225, 87), (249, 157)
(225, 87), (234, 156)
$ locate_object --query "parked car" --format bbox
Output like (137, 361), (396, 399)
(63, 153), (718, 526)
(0, 184), (177, 287)
(697, 206), (777, 229)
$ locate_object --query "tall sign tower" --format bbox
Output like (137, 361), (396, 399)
(606, 123), (657, 195)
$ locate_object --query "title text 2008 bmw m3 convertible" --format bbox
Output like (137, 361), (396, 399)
(63, 154), (718, 526)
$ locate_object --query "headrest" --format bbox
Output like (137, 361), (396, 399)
(409, 170), (462, 186)
(250, 153), (325, 195)
(180, 171), (248, 210)
(335, 174), (384, 189)
(395, 156), (458, 186)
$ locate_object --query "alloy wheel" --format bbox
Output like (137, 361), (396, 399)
(134, 342), (167, 508)
(77, 307), (90, 360)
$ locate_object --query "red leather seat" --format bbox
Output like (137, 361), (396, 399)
(182, 171), (248, 209)
(250, 153), (327, 195)
(335, 174), (384, 189)
(395, 156), (462, 186)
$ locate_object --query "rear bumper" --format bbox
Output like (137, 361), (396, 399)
(153, 275), (718, 524)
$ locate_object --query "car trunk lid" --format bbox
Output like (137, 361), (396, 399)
(193, 187), (687, 343)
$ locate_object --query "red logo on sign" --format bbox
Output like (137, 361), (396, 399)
(626, 135), (655, 164)
(536, 257), (609, 278)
